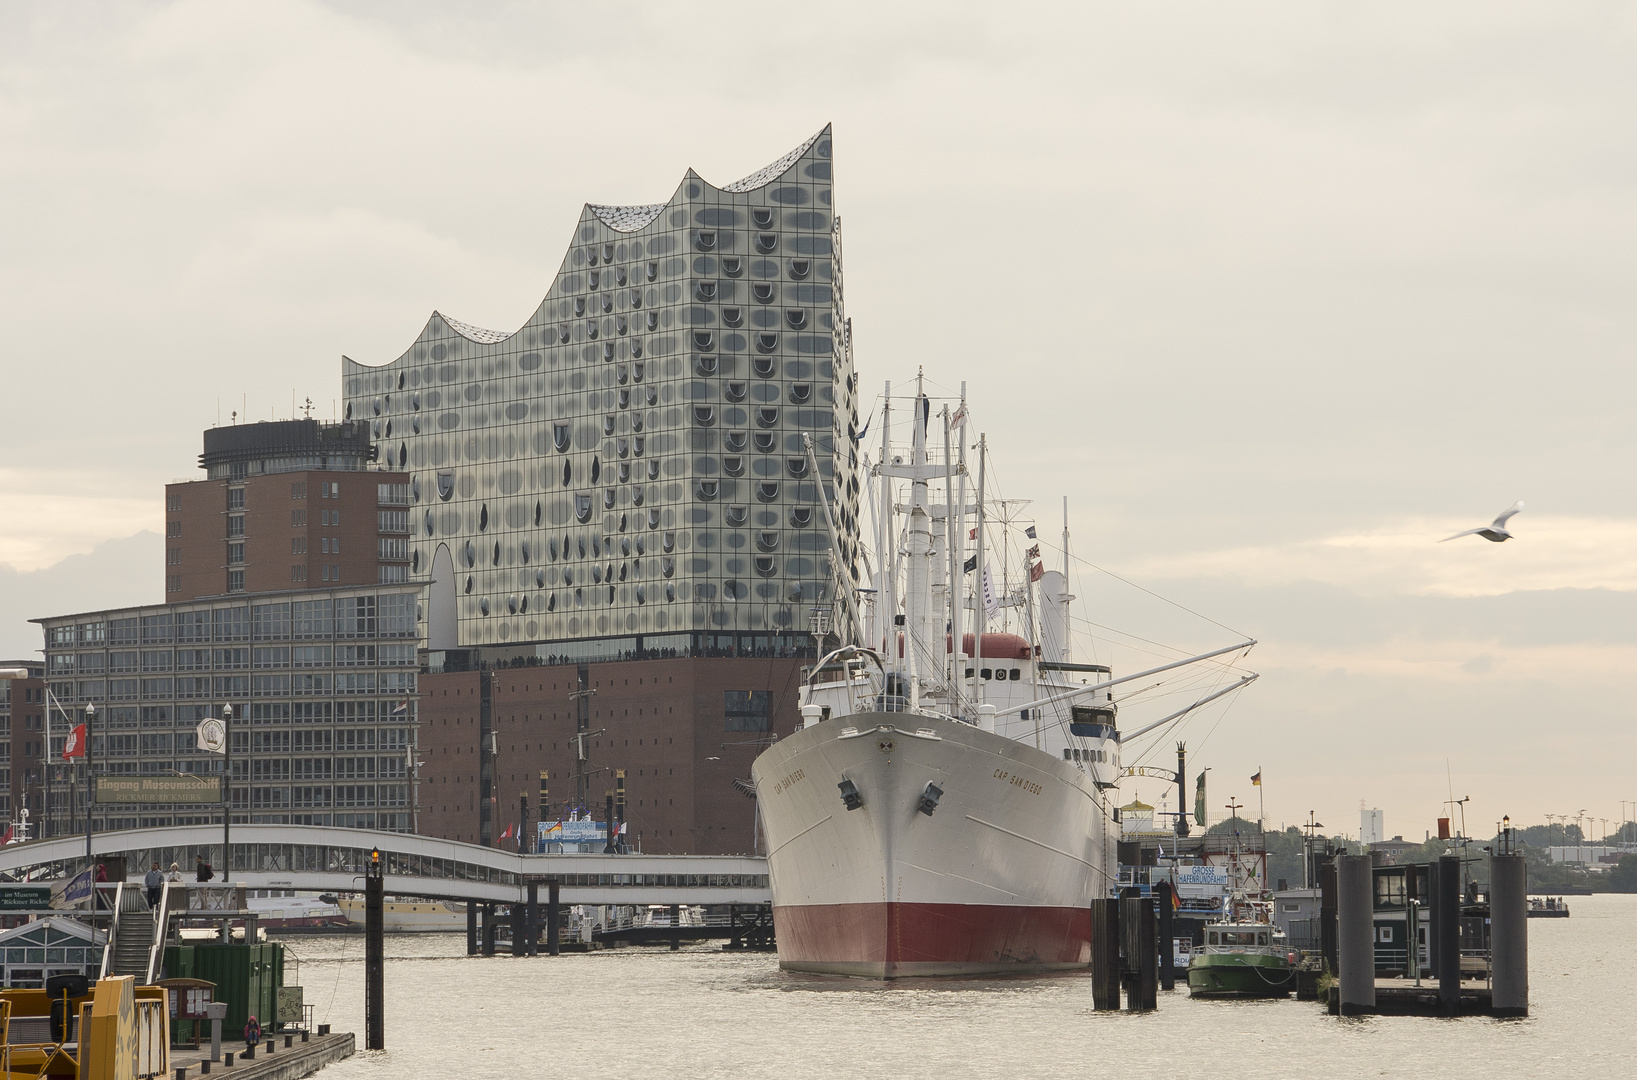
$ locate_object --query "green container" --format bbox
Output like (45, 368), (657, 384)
(164, 942), (285, 1041)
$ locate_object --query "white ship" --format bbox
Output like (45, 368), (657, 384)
(338, 896), (467, 932)
(752, 378), (1254, 977)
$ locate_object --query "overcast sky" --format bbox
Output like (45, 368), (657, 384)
(2, 1), (1633, 840)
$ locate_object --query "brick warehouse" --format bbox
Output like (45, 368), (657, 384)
(417, 656), (806, 855)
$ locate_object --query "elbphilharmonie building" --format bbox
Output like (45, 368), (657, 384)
(342, 126), (862, 655)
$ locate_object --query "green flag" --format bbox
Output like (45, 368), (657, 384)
(1194, 771), (1207, 827)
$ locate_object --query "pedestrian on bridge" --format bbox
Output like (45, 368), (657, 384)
(144, 862), (163, 908)
(195, 854), (214, 882)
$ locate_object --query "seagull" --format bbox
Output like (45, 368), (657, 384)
(1440, 501), (1524, 543)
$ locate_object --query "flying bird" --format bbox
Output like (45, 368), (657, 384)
(1440, 501), (1524, 543)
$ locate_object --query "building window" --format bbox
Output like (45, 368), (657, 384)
(292, 510), (307, 527)
(166, 575), (180, 593)
(166, 521), (181, 538)
(291, 565), (307, 583)
(291, 537), (306, 555)
(292, 481), (307, 499)
(167, 493), (181, 512)
(725, 691), (770, 732)
(227, 487), (245, 510)
(166, 548), (181, 566)
(227, 570), (245, 592)
(227, 515), (245, 538)
(227, 543), (245, 565)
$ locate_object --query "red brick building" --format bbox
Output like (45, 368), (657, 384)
(0, 661), (46, 830)
(416, 655), (807, 855)
(164, 420), (411, 600)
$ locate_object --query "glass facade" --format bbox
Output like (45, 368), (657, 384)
(35, 585), (420, 835)
(341, 126), (862, 650)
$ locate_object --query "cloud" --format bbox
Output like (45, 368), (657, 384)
(0, 532), (163, 659)
(0, 469), (160, 572)
(1119, 515), (1637, 598)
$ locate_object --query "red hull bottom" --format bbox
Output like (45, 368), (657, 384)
(773, 902), (1092, 978)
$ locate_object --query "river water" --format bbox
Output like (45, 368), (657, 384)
(280, 895), (1637, 1079)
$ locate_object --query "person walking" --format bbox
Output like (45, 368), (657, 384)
(144, 862), (164, 908)
(195, 854), (214, 882)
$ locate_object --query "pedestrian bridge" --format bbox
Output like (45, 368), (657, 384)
(0, 825), (770, 906)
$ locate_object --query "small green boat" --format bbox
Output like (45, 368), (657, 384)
(1186, 921), (1297, 998)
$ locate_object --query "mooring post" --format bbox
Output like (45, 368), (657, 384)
(1319, 857), (1338, 977)
(526, 882), (540, 956)
(364, 847), (384, 1050)
(510, 901), (525, 957)
(1336, 853), (1375, 1016)
(1155, 881), (1175, 991)
(1090, 898), (1118, 1010)
(1490, 851), (1528, 1017)
(467, 902), (478, 956)
(1136, 896), (1158, 1010)
(668, 904), (681, 951)
(1436, 854), (1461, 1015)
(1119, 893), (1150, 1011)
(482, 902), (497, 956)
(547, 879), (561, 956)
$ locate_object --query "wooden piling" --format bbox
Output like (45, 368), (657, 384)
(1155, 882), (1176, 992)
(1090, 898), (1120, 1010)
(364, 849), (384, 1050)
(1336, 854), (1375, 1016)
(547, 879), (561, 956)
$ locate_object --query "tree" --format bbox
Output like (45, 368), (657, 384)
(1609, 855), (1637, 894)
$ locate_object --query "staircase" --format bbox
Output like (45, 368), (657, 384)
(99, 883), (159, 982)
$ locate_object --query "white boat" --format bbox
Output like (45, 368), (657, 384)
(752, 378), (1254, 977)
(337, 896), (467, 932)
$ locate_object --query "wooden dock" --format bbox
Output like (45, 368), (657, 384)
(169, 1031), (355, 1080)
(1326, 979), (1496, 1017)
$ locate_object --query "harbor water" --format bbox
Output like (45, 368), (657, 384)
(289, 895), (1637, 1079)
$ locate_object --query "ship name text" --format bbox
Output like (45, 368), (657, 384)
(772, 769), (806, 795)
(992, 769), (1043, 796)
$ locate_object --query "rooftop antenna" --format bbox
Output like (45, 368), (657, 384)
(302, 397), (314, 419)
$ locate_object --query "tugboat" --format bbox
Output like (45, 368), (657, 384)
(1187, 826), (1296, 997)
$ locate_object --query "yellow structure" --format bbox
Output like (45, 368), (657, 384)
(2, 977), (167, 1080)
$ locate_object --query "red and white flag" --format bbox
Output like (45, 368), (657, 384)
(1025, 545), (1040, 560)
(498, 824), (515, 841)
(968, 527), (978, 540)
(1029, 561), (1045, 583)
(1, 825), (13, 845)
(63, 724), (87, 760)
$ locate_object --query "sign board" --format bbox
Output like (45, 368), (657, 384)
(0, 885), (51, 910)
(277, 986), (304, 1024)
(538, 820), (606, 843)
(1173, 865), (1229, 886)
(95, 775), (223, 805)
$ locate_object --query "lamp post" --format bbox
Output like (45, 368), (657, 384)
(84, 703), (95, 871)
(222, 704), (233, 877)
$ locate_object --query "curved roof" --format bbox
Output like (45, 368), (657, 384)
(588, 202), (668, 233)
(721, 128), (826, 192)
(437, 312), (511, 344)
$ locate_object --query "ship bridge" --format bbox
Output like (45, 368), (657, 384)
(0, 825), (770, 906)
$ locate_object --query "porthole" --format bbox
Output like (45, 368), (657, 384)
(575, 496), (593, 523)
(646, 312), (659, 331)
(756, 233), (778, 253)
(696, 481), (719, 501)
(725, 431), (747, 452)
(756, 482), (779, 503)
(755, 556), (777, 577)
(696, 355), (719, 377)
(646, 460), (660, 480)
(756, 333), (779, 353)
(663, 530), (676, 553)
(757, 531), (780, 552)
(695, 230), (717, 251)
(589, 269), (601, 290)
(788, 383), (811, 404)
(693, 331), (714, 350)
(558, 324), (571, 343)
(787, 458), (809, 478)
(722, 307), (743, 328)
(753, 356), (776, 378)
(726, 505), (748, 528)
(752, 283), (775, 303)
(721, 256), (743, 277)
(587, 320), (599, 339)
(790, 507), (814, 527)
(645, 261), (658, 281)
(725, 381), (747, 402)
(723, 456), (745, 477)
(752, 208), (774, 228)
(695, 281), (718, 302)
(648, 509), (662, 530)
(757, 407), (779, 428)
(785, 310), (807, 329)
(662, 557), (675, 578)
(754, 432), (776, 453)
(603, 489), (616, 509)
(693, 406), (717, 426)
(789, 260), (811, 279)
(574, 298), (586, 317)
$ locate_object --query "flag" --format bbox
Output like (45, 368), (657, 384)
(391, 700), (409, 718)
(62, 723), (86, 760)
(1194, 772), (1207, 827)
(1025, 545), (1040, 560)
(1251, 770), (1261, 786)
(1029, 561), (1044, 582)
(499, 824), (515, 841)
(1025, 526), (1037, 539)
(1, 825), (13, 845)
(968, 527), (978, 540)
(952, 403), (968, 428)
(981, 564), (1000, 618)
(963, 554), (977, 574)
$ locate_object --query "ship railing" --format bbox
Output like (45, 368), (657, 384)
(1194, 944), (1288, 958)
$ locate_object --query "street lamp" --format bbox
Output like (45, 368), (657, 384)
(84, 703), (96, 869)
(222, 704), (233, 877)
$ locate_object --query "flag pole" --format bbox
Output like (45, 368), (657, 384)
(1258, 766), (1265, 833)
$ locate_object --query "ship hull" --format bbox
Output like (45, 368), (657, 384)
(1187, 954), (1295, 998)
(753, 711), (1108, 978)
